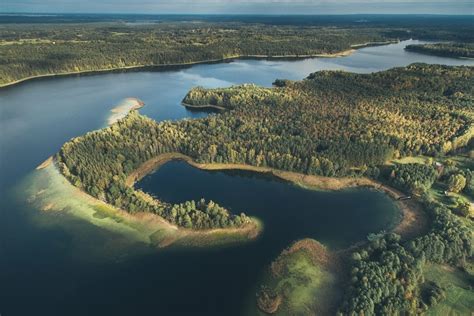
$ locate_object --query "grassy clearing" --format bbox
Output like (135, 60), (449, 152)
(256, 239), (341, 315)
(424, 263), (474, 316)
(455, 157), (474, 170)
(428, 178), (473, 219)
(274, 251), (338, 315)
(391, 153), (473, 171)
(392, 153), (474, 219)
(392, 156), (431, 165)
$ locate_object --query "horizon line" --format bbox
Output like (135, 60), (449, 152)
(1, 12), (473, 16)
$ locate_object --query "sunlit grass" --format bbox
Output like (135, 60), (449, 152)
(424, 263), (474, 316)
(256, 239), (341, 315)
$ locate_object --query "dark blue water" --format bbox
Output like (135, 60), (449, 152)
(0, 40), (472, 316)
(137, 161), (397, 250)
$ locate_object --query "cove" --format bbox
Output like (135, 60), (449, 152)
(1, 39), (473, 316)
(136, 160), (399, 250)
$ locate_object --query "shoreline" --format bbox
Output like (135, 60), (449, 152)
(107, 97), (145, 126)
(404, 45), (474, 60)
(127, 153), (427, 240)
(28, 157), (262, 249)
(181, 101), (227, 111)
(350, 39), (400, 48)
(0, 40), (402, 89)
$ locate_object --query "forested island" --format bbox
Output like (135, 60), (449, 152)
(1, 19), (473, 87)
(40, 63), (473, 314)
(406, 43), (474, 58)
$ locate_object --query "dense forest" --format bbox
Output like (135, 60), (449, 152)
(56, 64), (473, 230)
(387, 163), (438, 193)
(183, 64), (473, 162)
(406, 42), (474, 58)
(0, 20), (473, 86)
(52, 61), (473, 313)
(339, 157), (473, 315)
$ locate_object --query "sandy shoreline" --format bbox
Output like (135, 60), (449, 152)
(181, 102), (227, 111)
(127, 153), (427, 240)
(30, 148), (425, 250)
(350, 40), (400, 48)
(0, 40), (400, 89)
(30, 156), (262, 249)
(107, 97), (145, 126)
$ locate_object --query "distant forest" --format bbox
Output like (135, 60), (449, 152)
(406, 42), (474, 58)
(0, 19), (473, 85)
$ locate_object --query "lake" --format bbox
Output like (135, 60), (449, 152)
(0, 40), (472, 316)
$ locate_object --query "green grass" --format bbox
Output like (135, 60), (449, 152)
(450, 154), (474, 170)
(392, 153), (473, 170)
(424, 263), (474, 316)
(275, 251), (337, 315)
(392, 156), (431, 165)
(256, 241), (341, 315)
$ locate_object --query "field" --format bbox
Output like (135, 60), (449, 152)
(424, 263), (474, 316)
(256, 239), (342, 315)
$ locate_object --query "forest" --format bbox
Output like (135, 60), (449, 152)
(55, 63), (474, 312)
(1, 19), (473, 86)
(387, 163), (438, 193)
(56, 64), (473, 230)
(50, 61), (474, 313)
(339, 156), (473, 315)
(406, 42), (474, 58)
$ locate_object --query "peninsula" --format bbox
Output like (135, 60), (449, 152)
(30, 63), (474, 314)
(406, 42), (474, 59)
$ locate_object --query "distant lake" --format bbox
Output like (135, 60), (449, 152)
(0, 40), (472, 316)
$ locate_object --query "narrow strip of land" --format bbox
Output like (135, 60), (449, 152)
(107, 98), (144, 126)
(0, 41), (395, 89)
(31, 157), (262, 248)
(126, 152), (428, 240)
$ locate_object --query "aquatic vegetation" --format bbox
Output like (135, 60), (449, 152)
(256, 239), (341, 315)
(22, 162), (261, 249)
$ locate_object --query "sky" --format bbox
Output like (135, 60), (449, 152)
(1, 0), (473, 15)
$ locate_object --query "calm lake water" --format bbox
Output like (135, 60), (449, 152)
(0, 40), (473, 316)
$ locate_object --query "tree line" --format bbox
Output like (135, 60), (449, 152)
(406, 43), (474, 58)
(1, 20), (473, 86)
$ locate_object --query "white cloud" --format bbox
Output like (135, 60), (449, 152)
(2, 0), (473, 14)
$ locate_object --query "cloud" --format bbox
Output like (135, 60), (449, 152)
(2, 0), (473, 14)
